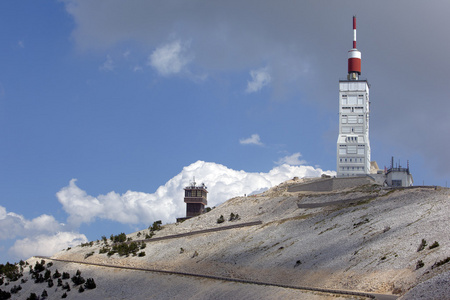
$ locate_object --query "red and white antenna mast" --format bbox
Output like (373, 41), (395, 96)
(348, 15), (361, 79)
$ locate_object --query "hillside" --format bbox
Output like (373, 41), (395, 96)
(4, 179), (450, 299)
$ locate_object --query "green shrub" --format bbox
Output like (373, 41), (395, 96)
(138, 251), (146, 257)
(0, 289), (11, 299)
(229, 213), (240, 221)
(417, 239), (427, 252)
(217, 215), (225, 224)
(99, 246), (110, 254)
(71, 274), (86, 286)
(432, 257), (450, 269)
(10, 284), (22, 294)
(33, 261), (45, 273)
(27, 292), (38, 300)
(44, 269), (51, 280)
(416, 260), (424, 270)
(0, 262), (22, 281)
(429, 241), (439, 249)
(84, 278), (96, 289)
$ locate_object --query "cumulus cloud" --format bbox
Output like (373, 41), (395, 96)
(148, 40), (192, 76)
(57, 161), (334, 226)
(9, 232), (88, 259)
(246, 67), (271, 93)
(0, 205), (87, 260)
(239, 134), (264, 146)
(275, 152), (306, 166)
(99, 54), (114, 71)
(0, 206), (63, 240)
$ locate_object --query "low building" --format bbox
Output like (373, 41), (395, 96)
(385, 166), (413, 187)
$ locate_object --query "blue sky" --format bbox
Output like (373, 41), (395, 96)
(1, 1), (449, 263)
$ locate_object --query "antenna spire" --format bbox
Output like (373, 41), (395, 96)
(347, 16), (361, 79)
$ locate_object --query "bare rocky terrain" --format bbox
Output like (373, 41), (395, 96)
(4, 179), (450, 299)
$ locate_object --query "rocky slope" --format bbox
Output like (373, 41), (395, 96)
(5, 179), (450, 299)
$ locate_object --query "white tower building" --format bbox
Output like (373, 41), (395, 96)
(337, 16), (371, 177)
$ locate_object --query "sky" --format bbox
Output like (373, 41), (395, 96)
(1, 1), (449, 263)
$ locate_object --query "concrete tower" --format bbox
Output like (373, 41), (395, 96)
(337, 16), (371, 177)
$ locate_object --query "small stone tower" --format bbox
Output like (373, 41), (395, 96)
(184, 178), (208, 218)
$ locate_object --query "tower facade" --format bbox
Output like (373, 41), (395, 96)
(184, 179), (208, 218)
(337, 16), (371, 177)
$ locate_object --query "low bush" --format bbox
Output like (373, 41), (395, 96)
(0, 289), (11, 299)
(217, 215), (225, 224)
(71, 274), (86, 286)
(84, 278), (96, 289)
(429, 241), (439, 249)
(26, 293), (37, 300)
(10, 285), (21, 294)
(432, 257), (450, 269)
(417, 239), (427, 252)
(229, 213), (240, 221)
(416, 260), (424, 270)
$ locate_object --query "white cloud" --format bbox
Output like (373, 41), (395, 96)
(9, 232), (88, 259)
(133, 65), (143, 72)
(0, 206), (63, 240)
(18, 40), (25, 48)
(99, 54), (114, 71)
(246, 67), (271, 93)
(0, 205), (87, 260)
(56, 161), (334, 226)
(148, 40), (192, 76)
(239, 134), (264, 146)
(275, 152), (307, 166)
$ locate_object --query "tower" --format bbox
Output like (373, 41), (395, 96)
(184, 178), (208, 218)
(337, 16), (371, 177)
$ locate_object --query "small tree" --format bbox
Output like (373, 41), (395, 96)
(417, 239), (427, 252)
(84, 278), (96, 289)
(27, 292), (38, 300)
(217, 215), (225, 224)
(44, 269), (51, 280)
